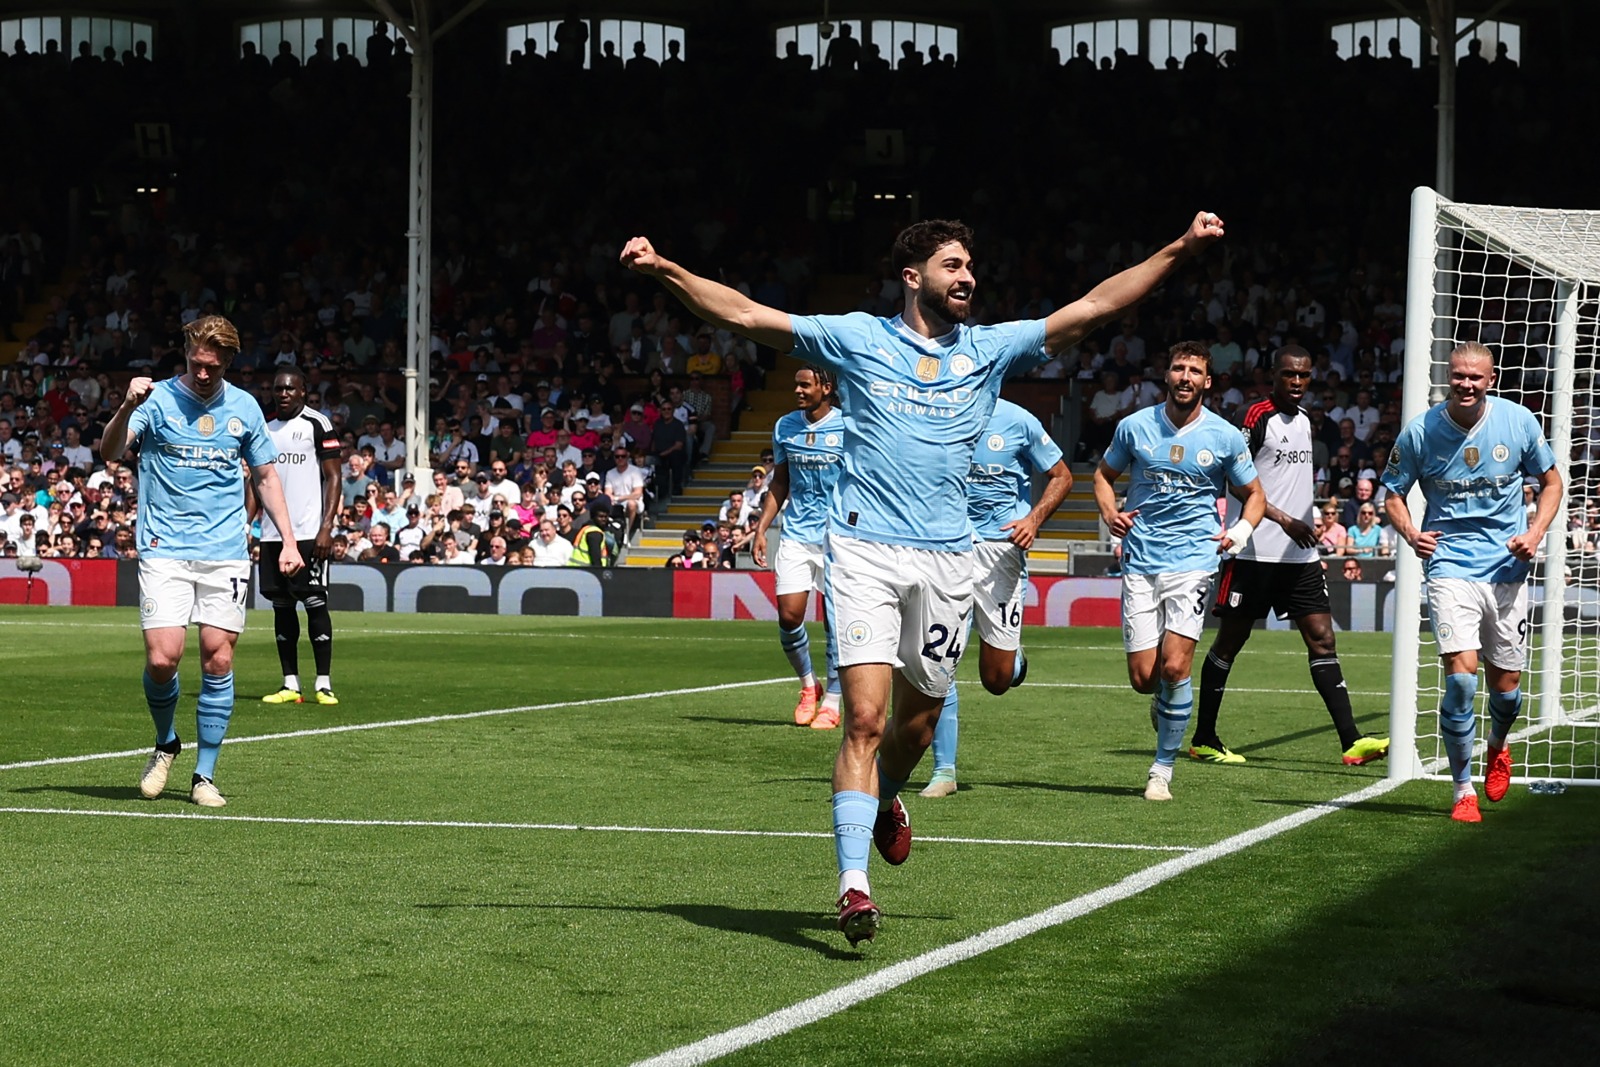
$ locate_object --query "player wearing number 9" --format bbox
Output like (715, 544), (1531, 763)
(100, 314), (304, 809)
(920, 399), (1073, 799)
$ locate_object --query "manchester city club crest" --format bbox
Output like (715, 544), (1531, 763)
(915, 355), (941, 382)
(1197, 449), (1215, 467)
(1169, 445), (1185, 464)
(845, 621), (873, 646)
(987, 434), (1005, 451)
(825, 434), (840, 447)
(951, 354), (975, 376)
(1492, 444), (1510, 463)
(1464, 446), (1480, 467)
(197, 414), (216, 436)
(227, 417), (244, 436)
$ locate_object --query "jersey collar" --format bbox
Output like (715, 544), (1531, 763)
(173, 376), (227, 409)
(888, 315), (958, 352)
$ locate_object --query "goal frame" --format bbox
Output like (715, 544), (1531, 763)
(1388, 185), (1589, 784)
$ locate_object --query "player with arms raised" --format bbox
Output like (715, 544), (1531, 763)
(1382, 341), (1562, 822)
(254, 367), (344, 706)
(101, 316), (303, 808)
(624, 211), (1223, 945)
(921, 398), (1073, 797)
(753, 366), (845, 729)
(1195, 346), (1389, 766)
(1093, 340), (1265, 801)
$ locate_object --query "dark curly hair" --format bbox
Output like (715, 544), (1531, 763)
(891, 219), (975, 272)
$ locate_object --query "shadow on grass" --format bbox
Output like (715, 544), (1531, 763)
(8, 783), (144, 802)
(678, 715), (793, 728)
(413, 900), (943, 961)
(982, 781), (1145, 798)
(1253, 796), (1442, 818)
(955, 789), (1600, 1067)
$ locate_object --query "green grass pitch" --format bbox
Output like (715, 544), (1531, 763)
(3, 607), (1599, 1066)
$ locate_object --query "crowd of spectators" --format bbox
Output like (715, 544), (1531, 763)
(3, 15), (1593, 570)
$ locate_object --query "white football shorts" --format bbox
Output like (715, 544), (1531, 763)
(772, 536), (826, 597)
(972, 538), (1027, 652)
(1121, 569), (1214, 653)
(139, 558), (252, 633)
(825, 533), (974, 698)
(1426, 577), (1529, 671)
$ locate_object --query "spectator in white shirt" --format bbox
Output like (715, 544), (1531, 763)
(604, 447), (648, 524)
(530, 519), (574, 566)
(718, 489), (754, 527)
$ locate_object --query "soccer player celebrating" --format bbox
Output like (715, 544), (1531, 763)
(922, 398), (1072, 797)
(101, 316), (303, 808)
(752, 366), (845, 730)
(1093, 341), (1265, 801)
(255, 367), (344, 706)
(1382, 341), (1562, 822)
(1195, 346), (1390, 766)
(625, 210), (1224, 945)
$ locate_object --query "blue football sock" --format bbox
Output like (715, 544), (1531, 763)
(1440, 672), (1479, 785)
(194, 671), (235, 781)
(778, 623), (814, 683)
(1488, 687), (1521, 748)
(876, 757), (907, 809)
(1154, 677), (1194, 767)
(832, 790), (876, 876)
(930, 685), (959, 774)
(144, 671), (180, 747)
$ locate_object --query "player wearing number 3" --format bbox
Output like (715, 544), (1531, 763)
(1094, 341), (1265, 802)
(100, 315), (303, 808)
(1381, 342), (1562, 823)
(625, 210), (1225, 946)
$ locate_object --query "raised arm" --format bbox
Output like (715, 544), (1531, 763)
(1043, 212), (1225, 354)
(100, 376), (154, 462)
(621, 237), (794, 351)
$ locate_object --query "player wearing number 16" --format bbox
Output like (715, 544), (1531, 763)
(100, 315), (304, 808)
(1093, 341), (1265, 802)
(624, 210), (1225, 947)
(1381, 342), (1562, 823)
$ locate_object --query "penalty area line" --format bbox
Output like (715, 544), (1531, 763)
(0, 807), (1194, 853)
(0, 677), (792, 772)
(629, 773), (1405, 1067)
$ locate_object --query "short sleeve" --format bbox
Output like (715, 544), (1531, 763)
(1022, 413), (1064, 473)
(1225, 427), (1259, 486)
(1380, 426), (1421, 497)
(790, 313), (868, 373)
(241, 407), (278, 469)
(771, 421), (788, 466)
(995, 319), (1050, 378)
(125, 400), (151, 446)
(1520, 407), (1557, 476)
(1103, 418), (1134, 473)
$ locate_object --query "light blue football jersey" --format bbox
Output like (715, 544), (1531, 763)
(1380, 398), (1555, 583)
(1104, 405), (1259, 575)
(771, 406), (844, 546)
(790, 312), (1049, 551)
(967, 398), (1064, 541)
(126, 377), (278, 560)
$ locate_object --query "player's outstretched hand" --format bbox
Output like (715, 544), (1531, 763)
(123, 377), (155, 409)
(1183, 211), (1226, 252)
(279, 541), (305, 576)
(1508, 530), (1541, 561)
(1107, 508), (1139, 538)
(1409, 529), (1444, 559)
(620, 237), (664, 275)
(751, 530), (769, 569)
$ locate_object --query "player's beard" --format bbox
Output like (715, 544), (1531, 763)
(1168, 384), (1203, 417)
(919, 285), (972, 326)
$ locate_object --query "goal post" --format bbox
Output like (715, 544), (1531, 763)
(1389, 186), (1600, 786)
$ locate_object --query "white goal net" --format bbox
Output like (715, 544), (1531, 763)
(1389, 187), (1600, 787)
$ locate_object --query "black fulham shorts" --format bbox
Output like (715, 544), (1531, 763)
(1213, 558), (1330, 621)
(258, 539), (329, 602)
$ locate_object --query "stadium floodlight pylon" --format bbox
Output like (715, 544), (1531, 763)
(1389, 186), (1600, 786)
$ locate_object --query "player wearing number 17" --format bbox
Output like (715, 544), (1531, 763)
(1093, 341), (1265, 801)
(624, 210), (1226, 946)
(1381, 342), (1562, 823)
(100, 315), (304, 808)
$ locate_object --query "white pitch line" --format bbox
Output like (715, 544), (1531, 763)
(0, 677), (792, 772)
(630, 773), (1405, 1067)
(0, 808), (1194, 853)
